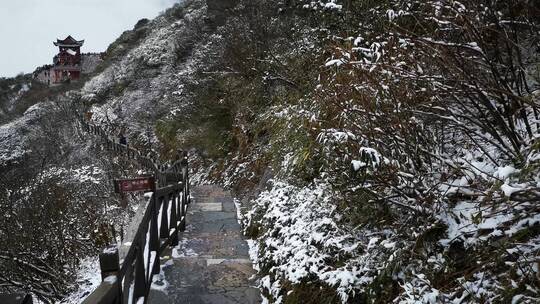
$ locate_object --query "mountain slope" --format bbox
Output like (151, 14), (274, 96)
(1, 0), (539, 303)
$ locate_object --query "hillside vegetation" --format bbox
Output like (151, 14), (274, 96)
(0, 0), (539, 303)
(161, 0), (540, 302)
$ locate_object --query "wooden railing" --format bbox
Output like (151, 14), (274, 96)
(79, 118), (184, 186)
(77, 117), (191, 304)
(0, 112), (190, 304)
(82, 175), (190, 304)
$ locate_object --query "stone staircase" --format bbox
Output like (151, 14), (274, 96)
(149, 185), (259, 303)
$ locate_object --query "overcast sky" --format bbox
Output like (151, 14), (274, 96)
(0, 0), (178, 77)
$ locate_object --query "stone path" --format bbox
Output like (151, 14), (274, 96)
(149, 185), (260, 304)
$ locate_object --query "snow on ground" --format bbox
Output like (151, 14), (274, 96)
(242, 143), (540, 303)
(0, 119), (27, 165)
(245, 182), (367, 303)
(59, 257), (101, 304)
(150, 259), (173, 293)
(171, 238), (199, 258)
(79, 1), (208, 148)
(39, 165), (104, 185)
(0, 102), (49, 165)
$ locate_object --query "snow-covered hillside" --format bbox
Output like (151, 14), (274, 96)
(1, 0), (539, 303)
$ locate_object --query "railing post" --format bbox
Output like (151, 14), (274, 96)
(177, 189), (182, 219)
(160, 196), (169, 238)
(99, 245), (119, 281)
(149, 195), (160, 275)
(99, 245), (121, 302)
(179, 189), (186, 232)
(181, 153), (189, 204)
(133, 242), (146, 300)
(169, 193), (179, 246)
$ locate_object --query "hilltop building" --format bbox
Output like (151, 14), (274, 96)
(34, 35), (104, 85)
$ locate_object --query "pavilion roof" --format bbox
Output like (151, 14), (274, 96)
(53, 35), (84, 47)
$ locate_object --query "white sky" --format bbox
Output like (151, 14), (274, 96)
(0, 0), (178, 77)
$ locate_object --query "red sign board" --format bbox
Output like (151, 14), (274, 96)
(114, 177), (155, 193)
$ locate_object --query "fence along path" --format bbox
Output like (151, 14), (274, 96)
(78, 117), (183, 185)
(77, 116), (192, 304)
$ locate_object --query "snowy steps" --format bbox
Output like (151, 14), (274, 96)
(148, 185), (259, 304)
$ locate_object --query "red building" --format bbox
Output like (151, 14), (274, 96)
(51, 35), (84, 84)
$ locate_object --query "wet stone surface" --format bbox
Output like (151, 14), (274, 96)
(149, 185), (259, 304)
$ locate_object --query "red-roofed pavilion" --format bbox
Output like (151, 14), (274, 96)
(51, 35), (84, 83)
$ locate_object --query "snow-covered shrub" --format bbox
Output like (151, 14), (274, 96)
(245, 182), (362, 303)
(227, 0), (540, 302)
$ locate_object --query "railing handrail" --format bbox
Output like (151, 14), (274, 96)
(78, 117), (187, 187)
(75, 114), (191, 304)
(0, 108), (192, 304)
